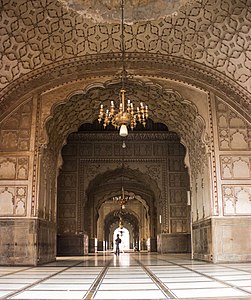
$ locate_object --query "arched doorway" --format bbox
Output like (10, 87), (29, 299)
(113, 227), (130, 252)
(56, 121), (191, 256)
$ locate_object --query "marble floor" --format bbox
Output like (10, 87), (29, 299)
(1, 253), (251, 300)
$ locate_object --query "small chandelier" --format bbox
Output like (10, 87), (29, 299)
(98, 0), (149, 137)
(119, 216), (124, 230)
(113, 186), (134, 209)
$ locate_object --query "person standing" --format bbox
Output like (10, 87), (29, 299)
(115, 234), (121, 255)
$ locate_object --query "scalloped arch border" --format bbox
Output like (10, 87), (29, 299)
(0, 53), (250, 124)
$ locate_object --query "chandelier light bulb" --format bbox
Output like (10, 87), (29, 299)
(119, 124), (128, 137)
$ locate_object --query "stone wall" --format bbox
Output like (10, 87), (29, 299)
(192, 219), (212, 262)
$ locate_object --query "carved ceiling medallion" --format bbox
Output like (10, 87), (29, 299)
(58, 0), (194, 23)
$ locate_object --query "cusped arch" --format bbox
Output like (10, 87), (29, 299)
(45, 78), (206, 176)
(1, 53), (250, 125)
(86, 165), (161, 210)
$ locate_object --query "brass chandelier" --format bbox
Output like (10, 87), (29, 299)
(98, 0), (149, 137)
(113, 186), (134, 210)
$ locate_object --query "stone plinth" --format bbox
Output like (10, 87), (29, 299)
(157, 233), (191, 253)
(0, 218), (56, 266)
(147, 237), (157, 252)
(89, 238), (96, 253)
(192, 219), (212, 262)
(57, 234), (89, 256)
(212, 218), (251, 263)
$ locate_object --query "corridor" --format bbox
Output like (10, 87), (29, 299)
(1, 253), (251, 300)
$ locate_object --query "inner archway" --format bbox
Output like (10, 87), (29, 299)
(114, 227), (130, 252)
(56, 119), (191, 256)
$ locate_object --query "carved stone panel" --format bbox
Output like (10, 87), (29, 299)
(0, 157), (29, 180)
(170, 206), (187, 218)
(0, 101), (32, 152)
(216, 99), (251, 151)
(0, 186), (27, 216)
(58, 219), (76, 234)
(169, 173), (187, 187)
(58, 190), (76, 204)
(223, 185), (251, 215)
(170, 219), (188, 233)
(169, 190), (187, 204)
(220, 156), (251, 179)
(58, 173), (77, 188)
(169, 156), (186, 172)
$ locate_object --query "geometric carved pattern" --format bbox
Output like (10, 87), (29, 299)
(0, 186), (27, 216)
(223, 185), (251, 216)
(1, 0), (250, 95)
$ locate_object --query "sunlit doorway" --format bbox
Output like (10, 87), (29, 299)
(113, 227), (130, 252)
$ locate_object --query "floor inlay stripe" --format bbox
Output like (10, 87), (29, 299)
(158, 256), (251, 296)
(84, 258), (112, 299)
(133, 256), (177, 299)
(4, 260), (90, 299)
(0, 267), (33, 278)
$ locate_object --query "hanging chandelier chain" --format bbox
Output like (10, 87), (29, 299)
(121, 0), (126, 87)
(98, 0), (149, 137)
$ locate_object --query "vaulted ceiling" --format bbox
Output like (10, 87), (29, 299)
(0, 0), (250, 122)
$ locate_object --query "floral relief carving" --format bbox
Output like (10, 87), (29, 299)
(145, 164), (161, 182)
